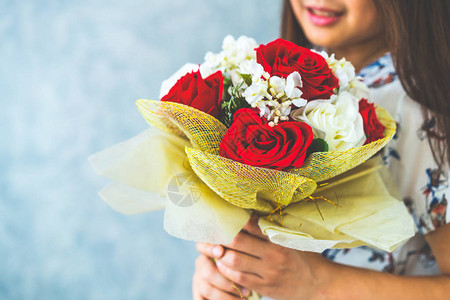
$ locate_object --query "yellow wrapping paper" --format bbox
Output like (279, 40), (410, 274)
(89, 128), (252, 244)
(89, 104), (416, 253)
(258, 158), (415, 252)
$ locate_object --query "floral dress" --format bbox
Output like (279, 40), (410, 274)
(322, 54), (449, 275)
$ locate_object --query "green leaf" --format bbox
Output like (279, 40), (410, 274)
(306, 138), (329, 158)
(219, 85), (251, 128)
(241, 74), (253, 87)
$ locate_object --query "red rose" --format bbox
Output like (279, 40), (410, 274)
(359, 98), (385, 144)
(161, 70), (223, 118)
(255, 39), (339, 100)
(219, 108), (313, 171)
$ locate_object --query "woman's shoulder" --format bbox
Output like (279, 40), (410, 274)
(357, 53), (422, 125)
(359, 53), (398, 89)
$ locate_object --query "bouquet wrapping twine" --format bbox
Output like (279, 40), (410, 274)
(90, 100), (416, 298)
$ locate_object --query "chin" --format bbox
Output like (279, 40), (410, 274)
(304, 30), (342, 49)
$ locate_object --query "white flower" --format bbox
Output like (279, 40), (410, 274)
(199, 56), (218, 78)
(291, 91), (365, 151)
(269, 76), (286, 95)
(279, 101), (293, 116)
(285, 72), (306, 107)
(228, 69), (244, 87)
(224, 35), (258, 65)
(241, 70), (309, 124)
(324, 52), (356, 90)
(348, 77), (370, 99)
(242, 80), (268, 106)
(314, 50), (370, 100)
(159, 63), (199, 99)
(256, 101), (270, 118)
(202, 35), (258, 76)
(238, 59), (264, 79)
(292, 98), (307, 108)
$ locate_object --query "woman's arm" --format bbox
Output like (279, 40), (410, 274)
(426, 222), (450, 274)
(195, 215), (450, 300)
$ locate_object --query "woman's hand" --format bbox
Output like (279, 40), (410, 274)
(192, 253), (252, 299)
(196, 215), (332, 300)
(195, 216), (450, 300)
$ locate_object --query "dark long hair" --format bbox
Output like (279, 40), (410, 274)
(281, 0), (450, 169)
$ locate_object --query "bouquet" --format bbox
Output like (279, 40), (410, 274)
(90, 36), (415, 257)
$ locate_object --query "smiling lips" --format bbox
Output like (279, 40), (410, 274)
(306, 6), (344, 26)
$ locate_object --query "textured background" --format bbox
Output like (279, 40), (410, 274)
(0, 1), (281, 299)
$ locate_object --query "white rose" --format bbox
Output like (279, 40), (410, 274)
(291, 91), (365, 151)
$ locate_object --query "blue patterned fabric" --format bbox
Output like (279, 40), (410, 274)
(322, 53), (449, 275)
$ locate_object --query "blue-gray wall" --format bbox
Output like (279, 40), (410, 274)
(0, 1), (281, 299)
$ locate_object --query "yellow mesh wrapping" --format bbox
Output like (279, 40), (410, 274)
(136, 99), (227, 154)
(137, 99), (396, 213)
(186, 147), (317, 212)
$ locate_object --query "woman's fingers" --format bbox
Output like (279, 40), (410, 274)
(242, 214), (268, 240)
(227, 230), (269, 259)
(197, 232), (268, 262)
(195, 255), (251, 298)
(197, 229), (271, 261)
(216, 259), (264, 290)
(196, 243), (225, 259)
(198, 239), (266, 277)
(194, 274), (244, 300)
(220, 243), (265, 275)
(192, 280), (205, 300)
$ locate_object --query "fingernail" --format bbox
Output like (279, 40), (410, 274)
(241, 288), (250, 296)
(212, 246), (223, 258)
(215, 260), (223, 268)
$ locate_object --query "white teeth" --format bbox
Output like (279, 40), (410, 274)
(310, 8), (339, 17)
